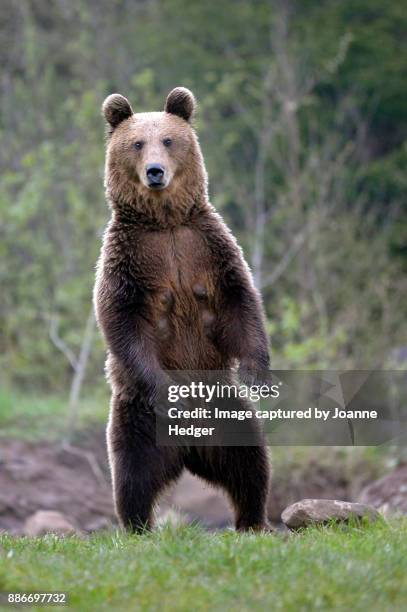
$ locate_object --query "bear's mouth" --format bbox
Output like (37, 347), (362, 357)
(148, 182), (166, 190)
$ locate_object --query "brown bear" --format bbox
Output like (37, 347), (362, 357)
(94, 87), (272, 532)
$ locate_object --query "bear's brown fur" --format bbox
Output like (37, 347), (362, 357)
(94, 87), (272, 532)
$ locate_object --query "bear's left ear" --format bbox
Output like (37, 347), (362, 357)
(165, 87), (196, 122)
(102, 93), (133, 128)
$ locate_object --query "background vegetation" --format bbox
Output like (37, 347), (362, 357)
(1, 0), (406, 401)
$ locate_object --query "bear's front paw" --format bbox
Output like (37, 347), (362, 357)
(238, 359), (272, 387)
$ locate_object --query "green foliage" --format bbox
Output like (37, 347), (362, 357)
(0, 0), (406, 391)
(1, 521), (407, 611)
(0, 388), (108, 441)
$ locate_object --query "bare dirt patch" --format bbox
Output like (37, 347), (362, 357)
(0, 431), (400, 533)
(0, 433), (114, 534)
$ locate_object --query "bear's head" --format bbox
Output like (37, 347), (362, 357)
(102, 87), (208, 225)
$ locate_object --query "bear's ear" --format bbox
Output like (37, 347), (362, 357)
(165, 87), (196, 122)
(102, 94), (133, 128)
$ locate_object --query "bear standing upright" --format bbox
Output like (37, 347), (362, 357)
(94, 87), (272, 532)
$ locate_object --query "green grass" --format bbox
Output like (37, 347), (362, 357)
(1, 521), (406, 611)
(0, 389), (108, 441)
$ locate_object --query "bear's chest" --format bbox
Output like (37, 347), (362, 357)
(139, 226), (214, 291)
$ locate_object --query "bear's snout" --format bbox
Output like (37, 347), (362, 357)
(146, 163), (165, 189)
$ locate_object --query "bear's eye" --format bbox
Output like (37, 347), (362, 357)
(134, 141), (144, 150)
(163, 138), (172, 147)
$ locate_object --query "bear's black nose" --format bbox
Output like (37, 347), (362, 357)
(146, 163), (165, 185)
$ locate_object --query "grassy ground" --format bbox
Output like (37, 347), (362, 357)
(1, 521), (406, 612)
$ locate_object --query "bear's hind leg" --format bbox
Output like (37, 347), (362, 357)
(185, 444), (271, 532)
(108, 395), (184, 532)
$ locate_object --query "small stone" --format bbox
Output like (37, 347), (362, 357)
(23, 511), (81, 537)
(281, 499), (381, 529)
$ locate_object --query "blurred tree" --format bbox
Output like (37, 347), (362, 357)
(0, 0), (405, 391)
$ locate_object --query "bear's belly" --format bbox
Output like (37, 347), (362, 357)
(154, 283), (223, 370)
(145, 227), (227, 370)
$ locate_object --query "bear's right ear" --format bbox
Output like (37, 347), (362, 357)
(102, 94), (133, 129)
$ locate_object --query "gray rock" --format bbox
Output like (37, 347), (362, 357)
(281, 498), (381, 529)
(23, 510), (81, 537)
